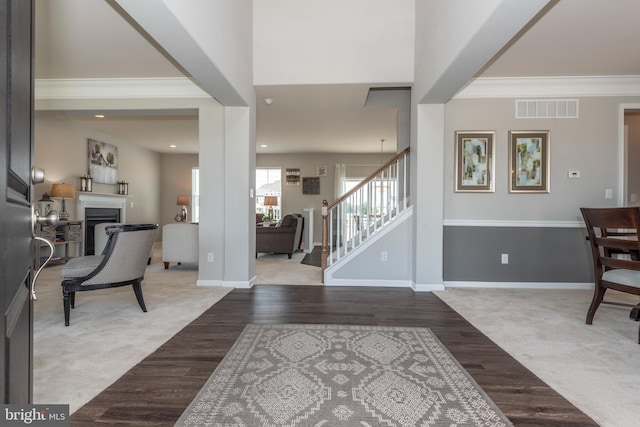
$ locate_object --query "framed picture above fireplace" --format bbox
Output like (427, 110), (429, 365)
(88, 138), (118, 184)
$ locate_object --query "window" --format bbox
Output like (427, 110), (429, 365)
(192, 168), (199, 223)
(256, 168), (281, 220)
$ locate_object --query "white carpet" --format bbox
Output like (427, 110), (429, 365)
(33, 245), (231, 413)
(434, 288), (640, 427)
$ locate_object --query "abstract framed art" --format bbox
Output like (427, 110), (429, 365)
(454, 131), (495, 192)
(509, 130), (550, 193)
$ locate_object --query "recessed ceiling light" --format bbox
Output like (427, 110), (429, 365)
(260, 144), (268, 148)
(169, 144), (177, 148)
(94, 114), (105, 118)
(264, 98), (273, 105)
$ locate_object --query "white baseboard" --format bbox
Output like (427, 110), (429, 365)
(324, 279), (413, 288)
(443, 281), (594, 290)
(412, 283), (446, 292)
(196, 278), (255, 288)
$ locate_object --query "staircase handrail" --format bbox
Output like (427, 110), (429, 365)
(321, 147), (410, 277)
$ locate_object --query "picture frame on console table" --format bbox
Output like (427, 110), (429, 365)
(454, 131), (495, 193)
(508, 130), (550, 193)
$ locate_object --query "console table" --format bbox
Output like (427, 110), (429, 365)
(36, 220), (83, 268)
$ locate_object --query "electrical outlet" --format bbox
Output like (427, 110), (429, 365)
(568, 170), (580, 178)
(501, 253), (509, 264)
(605, 189), (613, 199)
(207, 252), (214, 263)
(381, 251), (388, 262)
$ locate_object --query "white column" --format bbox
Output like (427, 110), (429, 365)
(303, 208), (314, 253)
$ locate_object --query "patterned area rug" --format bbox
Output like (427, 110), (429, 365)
(176, 324), (513, 426)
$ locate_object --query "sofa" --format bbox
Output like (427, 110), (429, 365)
(162, 223), (199, 269)
(256, 213), (303, 259)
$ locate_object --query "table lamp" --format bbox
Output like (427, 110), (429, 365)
(50, 183), (75, 221)
(263, 196), (278, 219)
(177, 195), (190, 222)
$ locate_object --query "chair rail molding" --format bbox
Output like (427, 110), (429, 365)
(443, 219), (584, 228)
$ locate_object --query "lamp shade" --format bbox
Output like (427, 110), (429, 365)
(176, 195), (190, 206)
(263, 196), (278, 206)
(50, 183), (76, 199)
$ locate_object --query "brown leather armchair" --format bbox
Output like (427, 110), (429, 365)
(256, 213), (303, 259)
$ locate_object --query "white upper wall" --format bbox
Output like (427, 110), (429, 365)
(116, 0), (254, 106)
(253, 0), (415, 86)
(414, 0), (550, 103)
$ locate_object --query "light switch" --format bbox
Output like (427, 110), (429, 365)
(605, 189), (613, 199)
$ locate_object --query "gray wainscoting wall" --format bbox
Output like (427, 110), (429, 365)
(443, 226), (593, 283)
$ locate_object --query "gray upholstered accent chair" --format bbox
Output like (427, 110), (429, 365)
(95, 222), (154, 264)
(60, 224), (158, 326)
(256, 213), (304, 259)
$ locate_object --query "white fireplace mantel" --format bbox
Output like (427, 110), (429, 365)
(76, 192), (131, 224)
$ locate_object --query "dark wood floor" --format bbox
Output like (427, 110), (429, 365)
(71, 286), (598, 426)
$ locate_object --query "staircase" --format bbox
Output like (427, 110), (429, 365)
(321, 147), (410, 282)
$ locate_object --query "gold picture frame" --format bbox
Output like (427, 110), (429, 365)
(509, 130), (550, 193)
(455, 131), (495, 192)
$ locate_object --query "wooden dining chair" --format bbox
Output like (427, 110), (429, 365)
(581, 207), (640, 343)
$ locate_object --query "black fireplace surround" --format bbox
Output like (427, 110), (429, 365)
(84, 208), (120, 255)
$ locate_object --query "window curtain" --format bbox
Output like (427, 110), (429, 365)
(334, 164), (346, 199)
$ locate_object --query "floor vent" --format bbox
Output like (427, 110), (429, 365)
(516, 99), (579, 118)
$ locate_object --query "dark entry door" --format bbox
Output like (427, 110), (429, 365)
(1, 0), (35, 404)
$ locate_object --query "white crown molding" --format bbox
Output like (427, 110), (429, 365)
(443, 219), (584, 228)
(35, 77), (209, 100)
(455, 75), (640, 99)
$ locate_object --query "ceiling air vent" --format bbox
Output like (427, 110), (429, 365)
(516, 99), (579, 119)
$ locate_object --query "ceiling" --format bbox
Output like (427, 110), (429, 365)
(34, 0), (640, 155)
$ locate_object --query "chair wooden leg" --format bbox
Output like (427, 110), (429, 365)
(288, 253), (292, 259)
(70, 291), (76, 309)
(63, 289), (71, 326)
(586, 284), (606, 324)
(164, 262), (169, 269)
(132, 281), (147, 312)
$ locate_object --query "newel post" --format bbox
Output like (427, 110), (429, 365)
(321, 199), (328, 281)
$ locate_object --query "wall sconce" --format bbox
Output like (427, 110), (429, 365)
(177, 195), (190, 222)
(117, 181), (129, 195)
(80, 175), (93, 192)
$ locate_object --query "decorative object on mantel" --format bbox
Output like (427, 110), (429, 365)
(176, 195), (190, 222)
(117, 180), (129, 195)
(50, 183), (76, 221)
(263, 195), (278, 219)
(79, 174), (93, 192)
(36, 193), (55, 217)
(88, 138), (118, 184)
